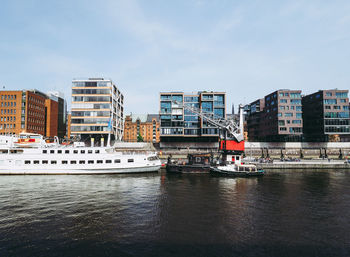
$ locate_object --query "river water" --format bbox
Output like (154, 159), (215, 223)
(0, 170), (349, 257)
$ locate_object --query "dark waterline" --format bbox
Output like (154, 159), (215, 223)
(0, 170), (349, 257)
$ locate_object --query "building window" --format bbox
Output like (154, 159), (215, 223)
(336, 92), (347, 98)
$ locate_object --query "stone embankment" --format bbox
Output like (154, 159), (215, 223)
(255, 160), (350, 170)
(245, 142), (350, 159)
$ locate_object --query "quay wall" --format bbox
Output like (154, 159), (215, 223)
(158, 142), (350, 160)
(245, 142), (350, 159)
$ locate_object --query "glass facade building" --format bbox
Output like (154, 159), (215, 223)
(159, 91), (225, 142)
(70, 78), (124, 142)
(302, 89), (350, 142)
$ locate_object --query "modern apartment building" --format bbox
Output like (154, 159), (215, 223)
(70, 78), (124, 143)
(245, 90), (303, 142)
(302, 90), (350, 142)
(124, 114), (160, 143)
(159, 91), (226, 147)
(244, 98), (265, 141)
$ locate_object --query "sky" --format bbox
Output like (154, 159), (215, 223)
(0, 0), (349, 114)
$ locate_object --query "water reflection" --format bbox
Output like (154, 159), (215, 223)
(0, 171), (349, 257)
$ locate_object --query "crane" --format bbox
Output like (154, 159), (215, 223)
(173, 100), (245, 154)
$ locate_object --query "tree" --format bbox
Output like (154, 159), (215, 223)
(137, 133), (144, 142)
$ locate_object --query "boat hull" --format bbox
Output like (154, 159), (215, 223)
(210, 167), (265, 177)
(0, 165), (161, 175)
(166, 164), (211, 173)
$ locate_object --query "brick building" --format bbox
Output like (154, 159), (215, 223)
(245, 90), (302, 142)
(0, 89), (62, 137)
(45, 98), (59, 137)
(124, 114), (160, 143)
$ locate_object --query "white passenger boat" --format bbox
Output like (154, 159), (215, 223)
(0, 136), (161, 175)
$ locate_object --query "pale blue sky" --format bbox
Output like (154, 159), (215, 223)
(0, 0), (349, 114)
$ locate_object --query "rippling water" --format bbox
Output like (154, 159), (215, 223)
(0, 170), (349, 257)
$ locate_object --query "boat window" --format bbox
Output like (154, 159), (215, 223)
(73, 150), (78, 154)
(95, 150), (100, 154)
(106, 160), (112, 164)
(34, 160), (39, 164)
(10, 150), (23, 154)
(50, 150), (55, 154)
(128, 159), (134, 163)
(236, 156), (240, 160)
(147, 156), (158, 161)
(43, 150), (47, 154)
(0, 150), (8, 154)
(71, 160), (77, 164)
(42, 160), (48, 164)
(57, 150), (62, 154)
(114, 159), (121, 163)
(25, 160), (31, 164)
(62, 161), (68, 164)
(88, 150), (93, 154)
(97, 160), (103, 164)
(81, 150), (85, 154)
(51, 160), (57, 164)
(79, 160), (85, 164)
(88, 160), (94, 164)
(65, 150), (70, 154)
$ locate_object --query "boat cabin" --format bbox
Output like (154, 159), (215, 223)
(187, 153), (212, 165)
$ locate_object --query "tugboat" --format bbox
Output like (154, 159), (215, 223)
(166, 153), (213, 173)
(210, 153), (264, 177)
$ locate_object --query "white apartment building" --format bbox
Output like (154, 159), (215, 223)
(70, 78), (124, 143)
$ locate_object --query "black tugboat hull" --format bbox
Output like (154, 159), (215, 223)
(210, 167), (265, 177)
(166, 164), (211, 173)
